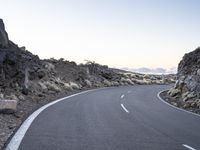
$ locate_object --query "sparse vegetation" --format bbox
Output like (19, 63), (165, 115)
(0, 19), (176, 149)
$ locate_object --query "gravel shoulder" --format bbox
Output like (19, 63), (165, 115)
(159, 90), (200, 115)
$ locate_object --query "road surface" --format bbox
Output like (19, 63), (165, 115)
(9, 85), (200, 150)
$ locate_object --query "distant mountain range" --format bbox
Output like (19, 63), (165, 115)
(121, 67), (177, 75)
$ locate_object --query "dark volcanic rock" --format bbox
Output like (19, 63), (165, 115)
(176, 47), (200, 96)
(0, 19), (9, 48)
(167, 47), (200, 113)
(178, 47), (200, 76)
(0, 19), (42, 93)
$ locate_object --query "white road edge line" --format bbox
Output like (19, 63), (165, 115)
(157, 90), (200, 118)
(121, 94), (125, 99)
(6, 88), (103, 150)
(121, 103), (129, 113)
(182, 144), (196, 150)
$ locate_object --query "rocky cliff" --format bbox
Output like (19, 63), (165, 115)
(177, 47), (200, 96)
(167, 48), (200, 112)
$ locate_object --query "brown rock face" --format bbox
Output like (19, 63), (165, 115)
(0, 19), (9, 48)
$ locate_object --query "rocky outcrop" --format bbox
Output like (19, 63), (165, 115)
(167, 47), (200, 112)
(0, 100), (17, 114)
(174, 48), (200, 95)
(0, 19), (9, 48)
(176, 47), (200, 97)
(178, 47), (200, 76)
(0, 20), (43, 97)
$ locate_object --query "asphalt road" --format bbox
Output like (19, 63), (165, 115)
(16, 85), (200, 150)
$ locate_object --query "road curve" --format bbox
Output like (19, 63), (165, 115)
(8, 85), (200, 150)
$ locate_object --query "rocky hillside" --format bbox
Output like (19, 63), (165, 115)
(0, 19), (175, 149)
(167, 48), (200, 113)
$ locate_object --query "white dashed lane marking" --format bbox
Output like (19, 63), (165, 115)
(120, 104), (129, 113)
(182, 144), (196, 150)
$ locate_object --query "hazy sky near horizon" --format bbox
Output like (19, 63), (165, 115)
(1, 0), (200, 70)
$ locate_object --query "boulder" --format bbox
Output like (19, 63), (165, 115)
(112, 81), (120, 86)
(103, 79), (112, 87)
(171, 102), (178, 107)
(187, 92), (196, 99)
(44, 62), (55, 72)
(69, 82), (80, 89)
(38, 81), (48, 91)
(183, 103), (190, 109)
(197, 69), (200, 76)
(18, 95), (25, 101)
(196, 99), (200, 108)
(0, 19), (9, 48)
(0, 100), (17, 114)
(0, 93), (4, 99)
(45, 81), (61, 92)
(168, 88), (181, 97)
(63, 82), (73, 91)
(6, 94), (18, 101)
(84, 79), (92, 88)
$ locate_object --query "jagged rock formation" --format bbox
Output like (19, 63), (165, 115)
(0, 40), (42, 96)
(178, 47), (200, 76)
(177, 47), (200, 96)
(168, 48), (200, 111)
(0, 19), (9, 48)
(175, 48), (200, 96)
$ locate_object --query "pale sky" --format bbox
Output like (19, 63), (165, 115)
(0, 0), (200, 71)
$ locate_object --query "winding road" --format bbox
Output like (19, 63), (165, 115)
(7, 85), (200, 150)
